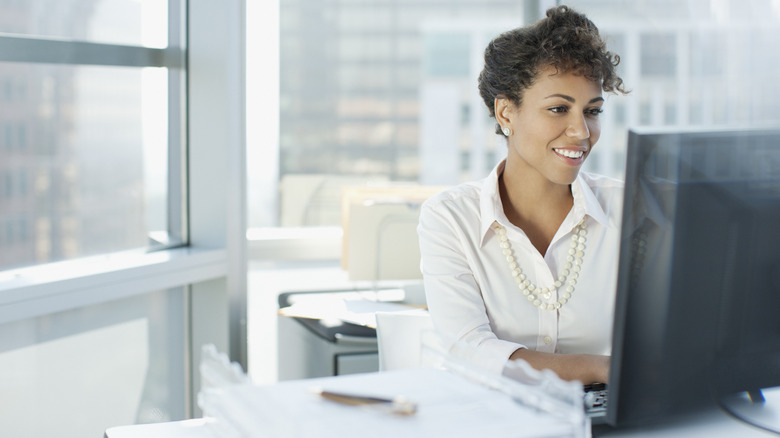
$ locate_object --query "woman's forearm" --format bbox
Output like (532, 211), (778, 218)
(509, 348), (610, 384)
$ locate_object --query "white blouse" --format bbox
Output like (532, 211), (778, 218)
(418, 160), (624, 375)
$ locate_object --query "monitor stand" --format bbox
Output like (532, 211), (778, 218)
(719, 386), (780, 434)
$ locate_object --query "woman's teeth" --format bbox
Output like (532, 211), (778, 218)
(555, 149), (584, 159)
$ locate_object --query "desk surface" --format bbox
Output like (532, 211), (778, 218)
(105, 408), (777, 438)
(105, 368), (779, 438)
(277, 288), (418, 333)
(593, 408), (777, 437)
(106, 411), (778, 438)
(277, 290), (379, 341)
(104, 418), (215, 438)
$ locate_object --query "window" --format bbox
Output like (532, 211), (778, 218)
(0, 287), (187, 436)
(0, 2), (246, 437)
(0, 0), (167, 48)
(249, 0), (780, 231)
(263, 1), (529, 229)
(640, 33), (677, 76)
(0, 0), (185, 271)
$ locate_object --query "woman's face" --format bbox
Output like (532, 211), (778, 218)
(498, 66), (604, 186)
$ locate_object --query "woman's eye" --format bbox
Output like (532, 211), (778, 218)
(549, 106), (568, 113)
(587, 108), (604, 116)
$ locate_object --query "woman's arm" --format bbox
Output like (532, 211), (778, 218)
(509, 348), (609, 384)
(418, 197), (525, 374)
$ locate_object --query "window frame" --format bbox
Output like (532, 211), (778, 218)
(0, 2), (189, 259)
(0, 0), (190, 319)
(0, 0), (248, 417)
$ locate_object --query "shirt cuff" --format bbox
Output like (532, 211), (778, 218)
(450, 337), (526, 376)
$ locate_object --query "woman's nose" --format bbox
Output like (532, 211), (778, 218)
(566, 114), (590, 139)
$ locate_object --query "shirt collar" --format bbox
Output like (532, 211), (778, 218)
(571, 172), (611, 227)
(478, 161), (506, 245)
(478, 160), (612, 247)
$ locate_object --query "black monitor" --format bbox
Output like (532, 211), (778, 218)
(607, 126), (780, 429)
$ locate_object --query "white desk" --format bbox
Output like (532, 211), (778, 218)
(108, 367), (580, 438)
(105, 369), (779, 438)
(276, 288), (420, 380)
(106, 411), (778, 438)
(104, 418), (215, 438)
(105, 408), (778, 438)
(593, 409), (777, 437)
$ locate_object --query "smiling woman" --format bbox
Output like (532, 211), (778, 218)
(418, 5), (628, 385)
(496, 67), (605, 190)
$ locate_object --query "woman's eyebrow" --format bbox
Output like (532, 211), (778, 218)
(545, 94), (605, 104)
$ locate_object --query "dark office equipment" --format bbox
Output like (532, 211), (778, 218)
(277, 290), (379, 380)
(606, 127), (780, 430)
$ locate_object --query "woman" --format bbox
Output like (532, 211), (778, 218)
(418, 5), (628, 385)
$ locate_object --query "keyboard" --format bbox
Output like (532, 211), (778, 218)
(584, 383), (608, 419)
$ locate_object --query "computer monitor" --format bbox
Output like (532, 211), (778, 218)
(607, 126), (780, 429)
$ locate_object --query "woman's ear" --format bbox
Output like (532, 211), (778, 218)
(494, 97), (513, 133)
(493, 95), (512, 137)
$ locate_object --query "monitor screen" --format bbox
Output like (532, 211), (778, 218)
(607, 127), (780, 427)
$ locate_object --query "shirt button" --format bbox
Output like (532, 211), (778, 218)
(543, 336), (553, 345)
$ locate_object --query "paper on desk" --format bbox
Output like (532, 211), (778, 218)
(202, 367), (578, 438)
(278, 293), (418, 328)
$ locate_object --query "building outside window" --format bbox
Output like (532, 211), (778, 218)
(249, 0), (780, 230)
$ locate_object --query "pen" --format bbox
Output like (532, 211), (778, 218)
(310, 387), (417, 415)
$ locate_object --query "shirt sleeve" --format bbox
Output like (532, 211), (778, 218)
(417, 198), (525, 375)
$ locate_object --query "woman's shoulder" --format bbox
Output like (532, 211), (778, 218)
(424, 180), (481, 205)
(421, 180), (483, 220)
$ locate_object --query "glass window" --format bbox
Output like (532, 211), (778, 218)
(337, 7), (394, 31)
(690, 31), (726, 77)
(0, 0), (168, 48)
(640, 33), (676, 77)
(339, 37), (394, 61)
(423, 33), (471, 78)
(250, 0), (780, 229)
(0, 1), (185, 271)
(0, 288), (186, 438)
(268, 0), (529, 228)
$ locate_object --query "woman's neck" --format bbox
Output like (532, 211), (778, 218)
(498, 162), (574, 255)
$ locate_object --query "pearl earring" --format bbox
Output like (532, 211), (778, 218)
(502, 127), (511, 137)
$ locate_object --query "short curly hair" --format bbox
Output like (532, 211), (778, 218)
(478, 5), (628, 134)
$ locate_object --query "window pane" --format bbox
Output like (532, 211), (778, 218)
(0, 0), (169, 48)
(0, 288), (186, 438)
(640, 33), (676, 77)
(256, 0), (780, 228)
(0, 63), (177, 270)
(275, 1), (526, 227)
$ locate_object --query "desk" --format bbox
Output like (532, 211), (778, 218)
(593, 408), (777, 437)
(104, 418), (214, 438)
(105, 412), (777, 438)
(191, 367), (582, 437)
(105, 369), (779, 438)
(276, 290), (379, 380)
(105, 409), (778, 438)
(276, 288), (418, 380)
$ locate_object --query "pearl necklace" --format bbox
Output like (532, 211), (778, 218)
(494, 219), (588, 311)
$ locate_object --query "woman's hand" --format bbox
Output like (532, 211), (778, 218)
(509, 348), (610, 384)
